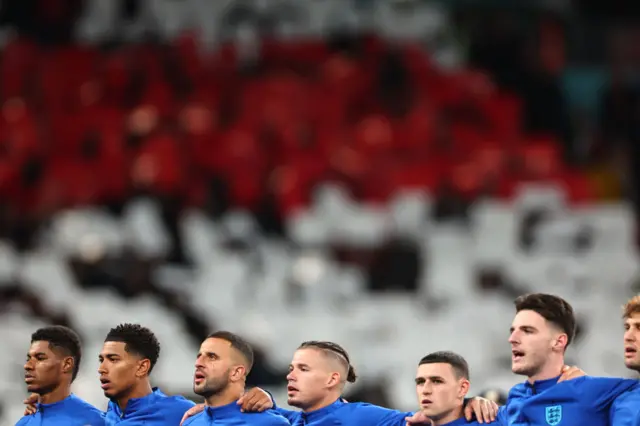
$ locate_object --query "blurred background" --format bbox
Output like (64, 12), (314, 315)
(1, 0), (640, 423)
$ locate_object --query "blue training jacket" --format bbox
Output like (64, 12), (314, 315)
(497, 375), (638, 426)
(104, 387), (195, 425)
(275, 398), (415, 425)
(610, 381), (640, 426)
(15, 393), (105, 426)
(182, 400), (290, 426)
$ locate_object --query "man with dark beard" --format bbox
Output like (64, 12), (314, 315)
(184, 331), (289, 426)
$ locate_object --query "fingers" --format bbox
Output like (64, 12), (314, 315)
(473, 402), (485, 424)
(558, 365), (586, 382)
(464, 402), (474, 421)
(239, 389), (269, 412)
(24, 394), (39, 405)
(467, 398), (497, 423)
(482, 400), (498, 422)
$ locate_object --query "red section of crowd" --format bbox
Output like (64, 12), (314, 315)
(0, 34), (595, 218)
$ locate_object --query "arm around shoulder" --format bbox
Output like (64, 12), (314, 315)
(580, 377), (639, 411)
(347, 402), (414, 426)
(610, 384), (640, 426)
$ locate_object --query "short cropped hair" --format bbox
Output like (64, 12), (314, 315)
(419, 351), (470, 380)
(514, 293), (576, 347)
(299, 341), (357, 383)
(105, 324), (160, 373)
(207, 331), (254, 373)
(623, 295), (640, 318)
(31, 326), (82, 382)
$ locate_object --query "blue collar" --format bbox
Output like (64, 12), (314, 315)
(525, 375), (561, 393)
(302, 399), (345, 422)
(204, 401), (244, 419)
(112, 387), (164, 417)
(37, 394), (75, 413)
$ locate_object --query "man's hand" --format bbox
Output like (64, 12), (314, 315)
(464, 397), (498, 423)
(23, 393), (39, 416)
(405, 411), (433, 425)
(237, 387), (274, 412)
(558, 365), (586, 382)
(180, 404), (204, 425)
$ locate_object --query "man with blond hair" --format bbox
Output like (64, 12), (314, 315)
(610, 295), (640, 425)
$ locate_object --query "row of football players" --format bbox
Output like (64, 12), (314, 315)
(16, 292), (640, 425)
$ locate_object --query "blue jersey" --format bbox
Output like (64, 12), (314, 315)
(182, 401), (290, 425)
(15, 394), (105, 426)
(442, 419), (496, 426)
(105, 387), (195, 425)
(275, 399), (414, 426)
(497, 376), (638, 425)
(610, 381), (640, 426)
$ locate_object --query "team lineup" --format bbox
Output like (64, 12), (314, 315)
(15, 292), (640, 425)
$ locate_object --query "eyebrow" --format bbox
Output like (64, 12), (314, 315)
(510, 325), (538, 332)
(98, 353), (121, 359)
(415, 375), (445, 382)
(289, 363), (310, 368)
(198, 350), (219, 356)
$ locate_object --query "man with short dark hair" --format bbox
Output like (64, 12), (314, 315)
(497, 293), (638, 425)
(100, 323), (195, 424)
(415, 351), (495, 426)
(184, 331), (289, 425)
(184, 340), (498, 425)
(16, 325), (105, 425)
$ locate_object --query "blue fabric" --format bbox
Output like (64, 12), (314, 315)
(610, 381), (640, 426)
(440, 418), (491, 426)
(496, 376), (638, 425)
(104, 387), (195, 425)
(15, 394), (105, 425)
(275, 399), (414, 425)
(182, 400), (290, 425)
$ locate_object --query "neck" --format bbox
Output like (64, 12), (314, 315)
(527, 357), (565, 383)
(205, 384), (244, 408)
(117, 380), (153, 411)
(431, 405), (464, 426)
(303, 392), (341, 413)
(39, 383), (71, 405)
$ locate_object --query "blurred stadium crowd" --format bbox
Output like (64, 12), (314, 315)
(0, 0), (639, 424)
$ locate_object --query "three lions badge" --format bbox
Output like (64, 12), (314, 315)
(545, 405), (562, 425)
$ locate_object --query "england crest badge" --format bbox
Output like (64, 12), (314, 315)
(545, 405), (562, 425)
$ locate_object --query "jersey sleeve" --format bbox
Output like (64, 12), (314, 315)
(274, 407), (301, 423)
(574, 377), (639, 412)
(253, 410), (293, 425)
(610, 384), (640, 426)
(348, 403), (414, 426)
(495, 405), (509, 426)
(14, 416), (30, 426)
(163, 398), (197, 424)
